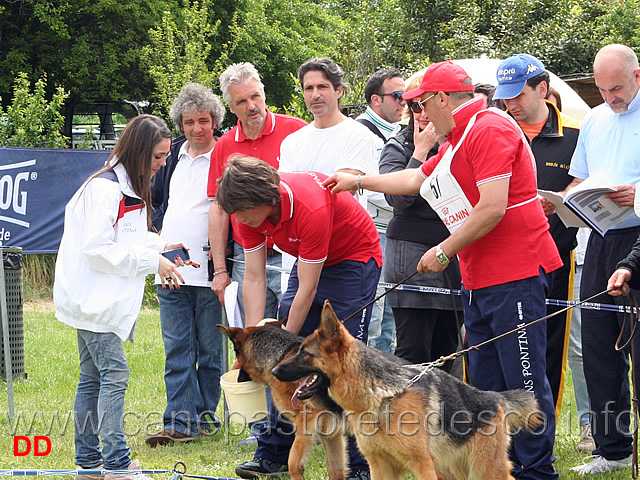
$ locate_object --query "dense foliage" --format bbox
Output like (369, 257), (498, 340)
(0, 73), (68, 148)
(0, 0), (638, 123)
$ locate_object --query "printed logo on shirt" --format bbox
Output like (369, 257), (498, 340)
(440, 206), (470, 229)
(121, 221), (137, 234)
(306, 171), (328, 190)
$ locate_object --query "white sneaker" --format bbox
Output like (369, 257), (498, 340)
(105, 460), (153, 480)
(570, 455), (632, 475)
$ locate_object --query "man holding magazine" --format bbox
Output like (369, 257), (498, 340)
(565, 44), (640, 476)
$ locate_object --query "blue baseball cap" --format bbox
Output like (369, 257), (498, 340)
(493, 54), (545, 100)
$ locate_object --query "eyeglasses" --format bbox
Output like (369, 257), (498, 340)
(408, 93), (437, 113)
(377, 90), (405, 103)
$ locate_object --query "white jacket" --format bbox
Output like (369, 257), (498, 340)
(54, 163), (166, 341)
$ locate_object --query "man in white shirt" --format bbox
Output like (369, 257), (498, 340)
(258, 56), (375, 480)
(567, 44), (640, 476)
(146, 83), (226, 446)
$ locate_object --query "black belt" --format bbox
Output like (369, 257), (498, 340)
(266, 248), (279, 257)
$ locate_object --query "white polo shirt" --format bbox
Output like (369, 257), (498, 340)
(158, 142), (214, 287)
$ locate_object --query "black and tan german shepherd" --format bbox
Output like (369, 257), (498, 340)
(217, 322), (348, 479)
(272, 301), (543, 480)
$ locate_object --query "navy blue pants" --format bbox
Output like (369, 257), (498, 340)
(581, 226), (640, 461)
(463, 270), (558, 480)
(255, 258), (381, 471)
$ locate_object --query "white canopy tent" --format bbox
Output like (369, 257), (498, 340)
(406, 55), (592, 121)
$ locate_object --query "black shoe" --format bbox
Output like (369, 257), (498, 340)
(347, 470), (370, 480)
(235, 457), (288, 478)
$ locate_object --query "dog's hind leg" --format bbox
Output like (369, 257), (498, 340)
(467, 425), (515, 480)
(320, 434), (347, 480)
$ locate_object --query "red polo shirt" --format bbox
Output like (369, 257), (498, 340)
(207, 109), (307, 244)
(420, 97), (561, 289)
(207, 110), (307, 198)
(238, 171), (382, 267)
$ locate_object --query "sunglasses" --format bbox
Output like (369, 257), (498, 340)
(377, 90), (405, 103)
(408, 93), (437, 113)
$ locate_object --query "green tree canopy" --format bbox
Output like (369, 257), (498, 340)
(141, 0), (219, 123)
(0, 0), (178, 103)
(1, 0), (639, 122)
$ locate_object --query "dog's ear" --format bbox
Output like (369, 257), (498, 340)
(217, 324), (245, 343)
(320, 300), (343, 338)
(217, 324), (233, 338)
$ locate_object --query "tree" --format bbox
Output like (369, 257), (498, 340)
(0, 0), (177, 104)
(430, 0), (604, 75)
(219, 0), (344, 110)
(596, 0), (640, 55)
(141, 0), (219, 123)
(399, 0), (459, 62)
(329, 0), (423, 113)
(0, 73), (68, 148)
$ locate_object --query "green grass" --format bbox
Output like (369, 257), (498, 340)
(0, 302), (328, 479)
(0, 301), (633, 479)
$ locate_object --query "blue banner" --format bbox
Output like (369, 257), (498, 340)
(0, 147), (110, 254)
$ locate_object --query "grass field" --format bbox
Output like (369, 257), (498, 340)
(0, 300), (633, 479)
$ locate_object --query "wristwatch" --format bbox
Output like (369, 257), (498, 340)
(436, 243), (450, 265)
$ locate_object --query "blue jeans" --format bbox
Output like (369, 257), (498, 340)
(157, 285), (224, 435)
(232, 243), (282, 322)
(74, 330), (130, 470)
(368, 232), (396, 352)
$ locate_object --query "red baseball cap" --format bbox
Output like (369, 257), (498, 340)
(403, 61), (475, 100)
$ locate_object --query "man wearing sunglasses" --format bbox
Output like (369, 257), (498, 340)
(356, 69), (405, 143)
(322, 60), (561, 480)
(355, 69), (405, 354)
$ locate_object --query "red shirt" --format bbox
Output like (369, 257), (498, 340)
(207, 110), (307, 244)
(420, 97), (562, 289)
(238, 172), (382, 267)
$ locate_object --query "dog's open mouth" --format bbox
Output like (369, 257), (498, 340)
(291, 374), (320, 409)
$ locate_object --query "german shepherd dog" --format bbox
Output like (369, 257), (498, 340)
(272, 301), (543, 480)
(217, 323), (348, 480)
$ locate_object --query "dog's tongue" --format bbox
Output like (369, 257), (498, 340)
(291, 375), (316, 409)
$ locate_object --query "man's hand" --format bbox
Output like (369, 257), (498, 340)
(322, 172), (358, 194)
(211, 271), (230, 305)
(539, 197), (556, 216)
(607, 268), (632, 296)
(417, 246), (449, 274)
(606, 184), (636, 207)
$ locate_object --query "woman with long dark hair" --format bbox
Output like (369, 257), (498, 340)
(54, 114), (187, 478)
